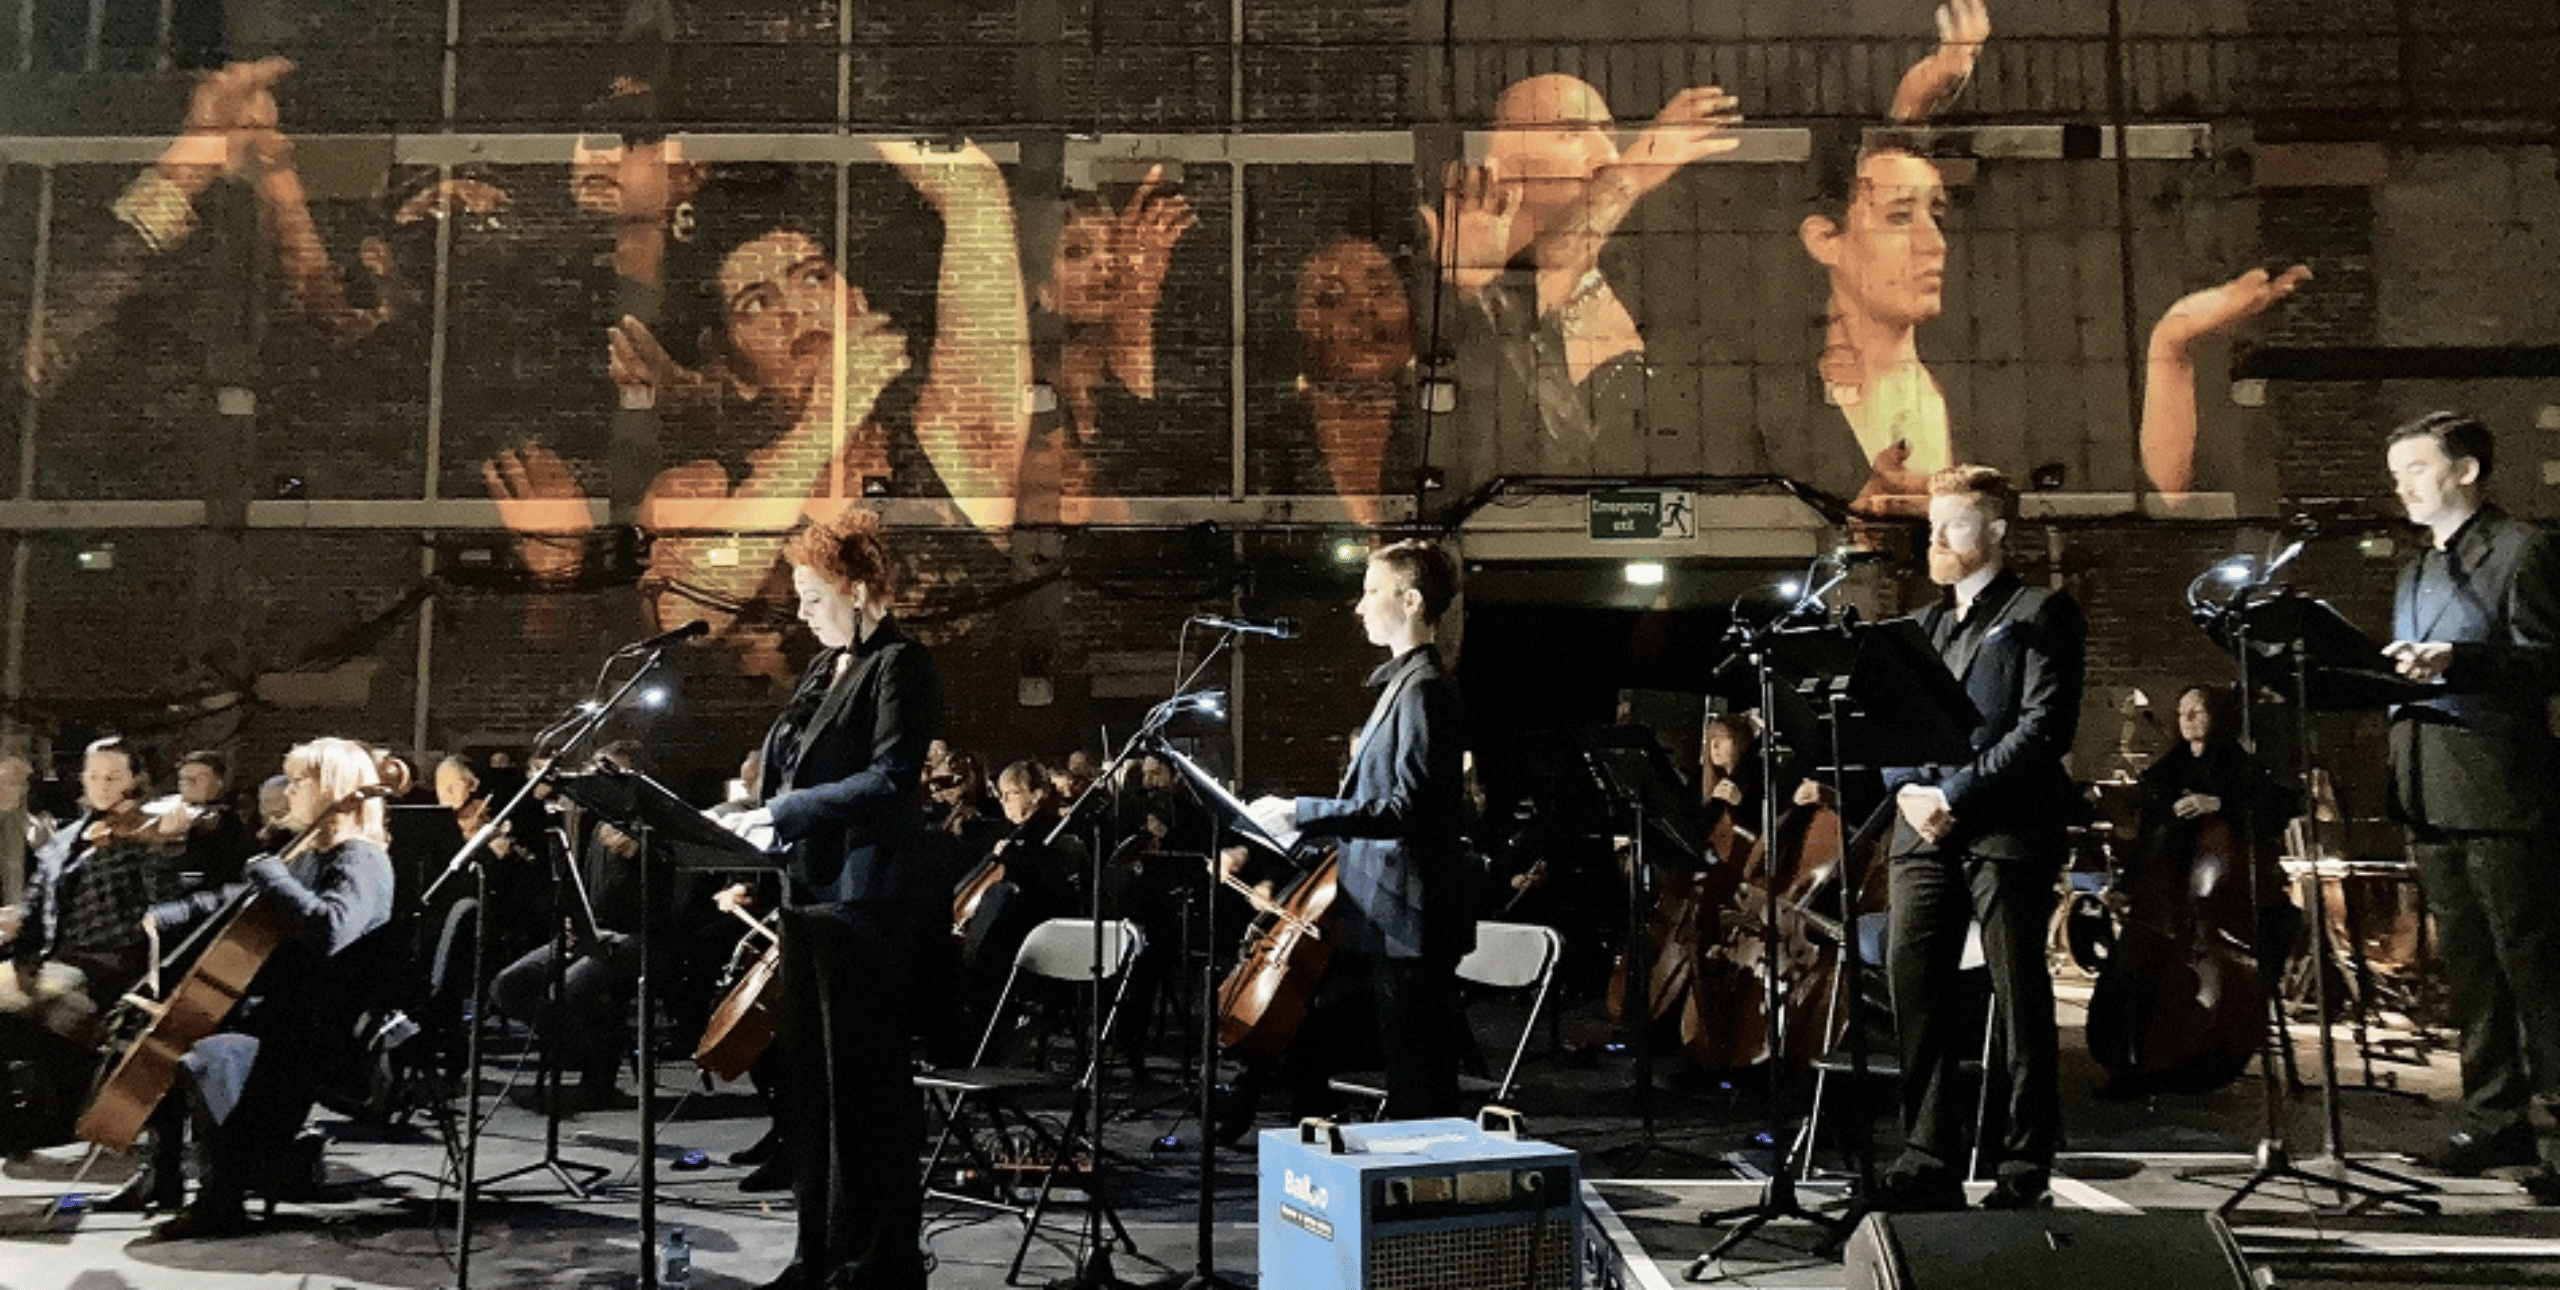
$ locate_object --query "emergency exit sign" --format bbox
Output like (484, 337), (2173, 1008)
(1587, 489), (1695, 541)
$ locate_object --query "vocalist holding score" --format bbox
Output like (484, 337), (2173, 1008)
(719, 505), (944, 1289)
(2378, 412), (2560, 1199)
(1241, 539), (1474, 1119)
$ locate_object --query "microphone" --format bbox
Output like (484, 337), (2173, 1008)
(616, 619), (711, 654)
(1193, 613), (1301, 640)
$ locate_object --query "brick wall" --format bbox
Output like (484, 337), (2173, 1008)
(0, 0), (2550, 813)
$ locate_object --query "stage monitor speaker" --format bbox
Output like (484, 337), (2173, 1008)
(1842, 1210), (2252, 1290)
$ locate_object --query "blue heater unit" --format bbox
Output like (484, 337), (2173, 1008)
(1258, 1110), (1581, 1290)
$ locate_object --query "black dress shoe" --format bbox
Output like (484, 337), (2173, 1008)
(152, 1199), (251, 1240)
(94, 1167), (183, 1214)
(730, 1128), (779, 1167)
(2420, 1123), (2537, 1176)
(1980, 1168), (2052, 1210)
(1869, 1166), (1965, 1213)
(738, 1154), (792, 1193)
(2526, 1168), (2560, 1206)
(1209, 1082), (1256, 1147)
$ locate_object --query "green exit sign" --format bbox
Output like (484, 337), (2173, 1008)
(1587, 489), (1695, 541)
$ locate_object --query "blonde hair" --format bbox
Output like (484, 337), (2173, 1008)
(285, 737), (390, 848)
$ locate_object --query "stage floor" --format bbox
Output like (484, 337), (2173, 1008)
(5, 984), (2557, 1288)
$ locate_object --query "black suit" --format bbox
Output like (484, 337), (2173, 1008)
(1882, 568), (2085, 1183)
(757, 615), (945, 1288)
(2387, 506), (2560, 1152)
(1291, 643), (1475, 1118)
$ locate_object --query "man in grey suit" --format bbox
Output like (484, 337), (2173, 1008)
(1249, 539), (1474, 1119)
(1874, 465), (2085, 1213)
(2380, 412), (2560, 1200)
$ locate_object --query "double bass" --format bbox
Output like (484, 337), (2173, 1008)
(2084, 802), (2268, 1093)
(77, 773), (397, 1151)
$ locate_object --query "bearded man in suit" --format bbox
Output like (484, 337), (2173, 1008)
(1873, 465), (2085, 1213)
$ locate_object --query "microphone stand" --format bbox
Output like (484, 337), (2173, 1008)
(2178, 549), (2438, 1218)
(1035, 640), (1233, 1290)
(427, 643), (680, 1290)
(1691, 570), (1855, 1277)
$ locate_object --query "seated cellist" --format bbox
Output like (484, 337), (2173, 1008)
(123, 736), (396, 1238)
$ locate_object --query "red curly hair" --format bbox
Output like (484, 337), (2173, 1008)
(782, 504), (897, 601)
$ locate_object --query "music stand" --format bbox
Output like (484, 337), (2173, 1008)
(2187, 579), (2436, 1217)
(478, 799), (614, 1204)
(552, 764), (780, 1286)
(1690, 614), (1974, 1278)
(1144, 739), (1292, 1290)
(1577, 728), (1715, 1168)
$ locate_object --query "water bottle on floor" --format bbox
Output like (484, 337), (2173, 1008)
(661, 1226), (691, 1285)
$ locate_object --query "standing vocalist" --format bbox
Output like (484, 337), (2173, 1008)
(1874, 465), (2084, 1213)
(1245, 539), (1474, 1120)
(723, 504), (945, 1289)
(2379, 412), (2560, 1200)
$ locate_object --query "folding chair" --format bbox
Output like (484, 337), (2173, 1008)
(1328, 920), (1565, 1118)
(1794, 919), (2000, 1179)
(917, 917), (1143, 1285)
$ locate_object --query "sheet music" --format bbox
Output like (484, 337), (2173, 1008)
(1150, 743), (1301, 855)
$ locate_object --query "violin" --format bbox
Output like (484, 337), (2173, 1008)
(82, 798), (174, 850)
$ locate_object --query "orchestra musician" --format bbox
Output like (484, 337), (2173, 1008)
(491, 742), (669, 1114)
(1240, 538), (1474, 1121)
(137, 736), (397, 1239)
(1698, 712), (1768, 839)
(2377, 412), (2560, 1199)
(2128, 684), (2301, 982)
(1873, 465), (2085, 1212)
(958, 760), (1085, 1023)
(10, 738), (180, 1023)
(0, 753), (53, 947)
(719, 504), (944, 1290)
(157, 749), (257, 889)
(251, 773), (293, 852)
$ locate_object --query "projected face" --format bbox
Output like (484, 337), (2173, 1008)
(1485, 74), (1620, 227)
(1296, 238), (1412, 385)
(1822, 150), (1948, 333)
(718, 230), (893, 401)
(569, 133), (700, 220)
(1047, 206), (1122, 325)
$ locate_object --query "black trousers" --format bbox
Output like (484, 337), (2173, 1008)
(492, 932), (644, 1086)
(1280, 948), (1464, 1121)
(2409, 827), (2560, 1154)
(1886, 848), (2061, 1175)
(774, 900), (927, 1288)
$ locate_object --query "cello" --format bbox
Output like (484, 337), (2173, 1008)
(693, 906), (781, 1080)
(77, 774), (396, 1151)
(1684, 795), (1893, 1072)
(1212, 850), (1339, 1065)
